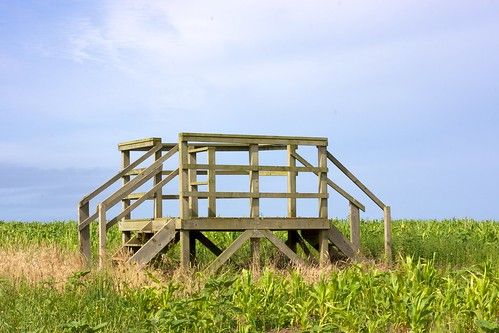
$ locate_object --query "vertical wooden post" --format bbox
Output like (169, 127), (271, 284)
(78, 201), (90, 265)
(121, 150), (131, 244)
(349, 202), (360, 254)
(98, 203), (106, 269)
(384, 205), (392, 264)
(207, 147), (216, 217)
(318, 146), (329, 266)
(154, 149), (163, 219)
(179, 139), (191, 269)
(287, 145), (298, 252)
(249, 144), (260, 267)
(188, 152), (198, 263)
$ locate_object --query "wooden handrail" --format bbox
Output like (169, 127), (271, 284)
(79, 143), (163, 206)
(106, 168), (179, 230)
(291, 151), (365, 211)
(326, 151), (386, 209)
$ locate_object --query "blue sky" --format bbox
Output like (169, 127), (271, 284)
(0, 1), (498, 221)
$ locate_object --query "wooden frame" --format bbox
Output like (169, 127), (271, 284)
(78, 132), (391, 269)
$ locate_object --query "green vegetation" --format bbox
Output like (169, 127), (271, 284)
(0, 219), (497, 332)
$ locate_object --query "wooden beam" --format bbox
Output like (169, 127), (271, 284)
(205, 230), (254, 272)
(259, 230), (306, 266)
(179, 139), (191, 269)
(118, 137), (161, 151)
(121, 150), (131, 245)
(184, 164), (326, 173)
(207, 148), (216, 217)
(249, 144), (260, 267)
(98, 203), (106, 269)
(291, 151), (365, 211)
(327, 151), (386, 209)
(194, 232), (223, 256)
(179, 218), (330, 230)
(384, 206), (392, 264)
(154, 149), (163, 219)
(179, 132), (328, 146)
(188, 152), (198, 218)
(183, 191), (328, 199)
(287, 145), (298, 252)
(328, 225), (356, 260)
(128, 220), (177, 266)
(349, 202), (361, 254)
(318, 146), (329, 267)
(78, 201), (90, 265)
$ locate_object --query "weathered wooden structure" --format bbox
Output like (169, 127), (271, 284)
(78, 133), (391, 270)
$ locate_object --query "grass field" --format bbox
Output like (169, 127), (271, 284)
(0, 219), (497, 332)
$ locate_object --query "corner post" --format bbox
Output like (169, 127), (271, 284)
(98, 203), (107, 269)
(179, 138), (191, 269)
(188, 151), (198, 262)
(121, 150), (131, 244)
(249, 144), (260, 267)
(287, 144), (299, 252)
(207, 147), (217, 217)
(384, 205), (392, 264)
(78, 201), (90, 266)
(318, 145), (329, 266)
(349, 202), (360, 254)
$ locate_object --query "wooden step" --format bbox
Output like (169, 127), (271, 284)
(127, 219), (177, 266)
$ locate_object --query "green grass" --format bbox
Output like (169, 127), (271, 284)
(0, 219), (498, 332)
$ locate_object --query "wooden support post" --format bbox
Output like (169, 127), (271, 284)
(121, 150), (131, 244)
(318, 146), (329, 266)
(384, 205), (392, 264)
(249, 144), (260, 267)
(287, 145), (298, 252)
(154, 149), (163, 218)
(98, 203), (106, 269)
(207, 147), (216, 217)
(188, 152), (199, 218)
(78, 201), (91, 265)
(349, 202), (360, 254)
(179, 139), (191, 269)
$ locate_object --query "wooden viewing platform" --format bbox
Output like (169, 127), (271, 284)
(78, 133), (392, 270)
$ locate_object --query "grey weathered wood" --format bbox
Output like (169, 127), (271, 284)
(119, 218), (171, 232)
(179, 218), (330, 230)
(207, 147), (216, 217)
(78, 201), (91, 265)
(328, 225), (356, 259)
(180, 132), (328, 146)
(327, 151), (385, 209)
(205, 230), (254, 272)
(287, 145), (298, 252)
(259, 230), (306, 266)
(185, 163), (326, 173)
(98, 203), (106, 269)
(291, 151), (365, 211)
(384, 205), (392, 263)
(118, 137), (161, 151)
(154, 150), (163, 219)
(121, 150), (131, 244)
(349, 202), (361, 254)
(179, 139), (191, 269)
(128, 219), (177, 266)
(107, 169), (179, 229)
(249, 144), (260, 266)
(188, 153), (198, 218)
(184, 191), (327, 199)
(80, 143), (163, 205)
(318, 146), (329, 266)
(180, 230), (191, 269)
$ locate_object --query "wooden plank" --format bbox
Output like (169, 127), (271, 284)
(249, 144), (260, 267)
(80, 143), (163, 205)
(118, 219), (170, 232)
(384, 206), (392, 264)
(190, 181), (208, 186)
(328, 225), (356, 260)
(318, 146), (329, 266)
(179, 218), (330, 230)
(207, 148), (216, 217)
(128, 169), (288, 177)
(205, 230), (253, 272)
(128, 219), (177, 266)
(194, 232), (223, 256)
(78, 201), (91, 265)
(349, 202), (361, 254)
(287, 145), (298, 252)
(188, 153), (198, 218)
(101, 145), (178, 208)
(121, 150), (131, 244)
(327, 151), (386, 209)
(78, 211), (98, 231)
(291, 151), (365, 211)
(180, 231), (191, 269)
(259, 230), (306, 266)
(184, 164), (326, 173)
(124, 193), (179, 200)
(184, 191), (328, 199)
(154, 150), (163, 218)
(180, 132), (327, 146)
(107, 169), (179, 229)
(118, 137), (161, 151)
(98, 204), (106, 269)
